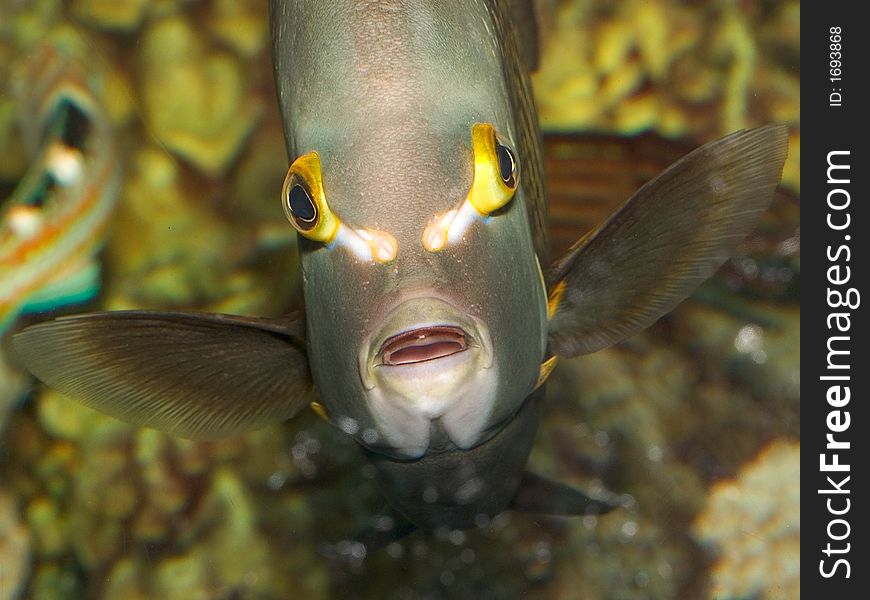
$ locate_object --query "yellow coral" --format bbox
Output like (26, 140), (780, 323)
(139, 17), (263, 176)
(0, 493), (31, 600)
(208, 0), (269, 57)
(70, 0), (149, 32)
(693, 440), (800, 600)
(533, 0), (800, 171)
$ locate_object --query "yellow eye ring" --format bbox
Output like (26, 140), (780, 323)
(467, 123), (519, 215)
(421, 123), (520, 252)
(282, 151), (340, 243)
(281, 151), (399, 262)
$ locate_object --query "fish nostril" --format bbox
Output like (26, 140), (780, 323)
(380, 326), (468, 366)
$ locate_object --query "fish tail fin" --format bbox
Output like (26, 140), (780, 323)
(319, 511), (416, 561)
(509, 470), (623, 516)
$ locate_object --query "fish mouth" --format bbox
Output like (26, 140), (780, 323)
(358, 296), (498, 457)
(379, 325), (469, 366)
(360, 296), (493, 391)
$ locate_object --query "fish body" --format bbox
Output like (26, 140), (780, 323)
(14, 1), (788, 536)
(272, 0), (546, 454)
(0, 45), (121, 333)
(267, 0), (576, 528)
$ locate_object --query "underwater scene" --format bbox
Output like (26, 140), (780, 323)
(1, 1), (799, 599)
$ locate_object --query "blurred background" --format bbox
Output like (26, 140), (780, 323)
(0, 1), (799, 598)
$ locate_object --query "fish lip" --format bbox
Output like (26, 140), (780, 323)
(378, 325), (469, 366)
(360, 296), (493, 390)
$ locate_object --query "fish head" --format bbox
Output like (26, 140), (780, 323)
(287, 116), (548, 459)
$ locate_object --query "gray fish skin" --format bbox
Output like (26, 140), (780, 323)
(13, 0), (789, 535)
(268, 0), (553, 528)
(270, 0), (549, 461)
(364, 388), (545, 532)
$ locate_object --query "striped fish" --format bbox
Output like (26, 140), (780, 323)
(0, 45), (120, 333)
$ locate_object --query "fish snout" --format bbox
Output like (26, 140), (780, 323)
(357, 297), (498, 457)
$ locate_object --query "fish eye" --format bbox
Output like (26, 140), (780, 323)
(423, 123), (520, 251)
(281, 151), (340, 243)
(495, 140), (517, 189)
(465, 123), (519, 216)
(285, 179), (318, 230)
(281, 151), (398, 262)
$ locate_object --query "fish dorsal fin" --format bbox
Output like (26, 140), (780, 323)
(506, 0), (540, 71)
(14, 310), (313, 439)
(509, 471), (620, 516)
(546, 125), (789, 357)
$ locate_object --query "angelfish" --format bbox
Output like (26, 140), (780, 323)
(14, 1), (787, 534)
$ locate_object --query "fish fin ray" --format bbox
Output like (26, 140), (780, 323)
(13, 310), (313, 439)
(546, 124), (789, 356)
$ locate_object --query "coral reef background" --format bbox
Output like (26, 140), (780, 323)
(1, 1), (799, 598)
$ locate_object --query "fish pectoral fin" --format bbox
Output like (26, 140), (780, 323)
(13, 310), (313, 440)
(509, 471), (621, 516)
(546, 124), (789, 357)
